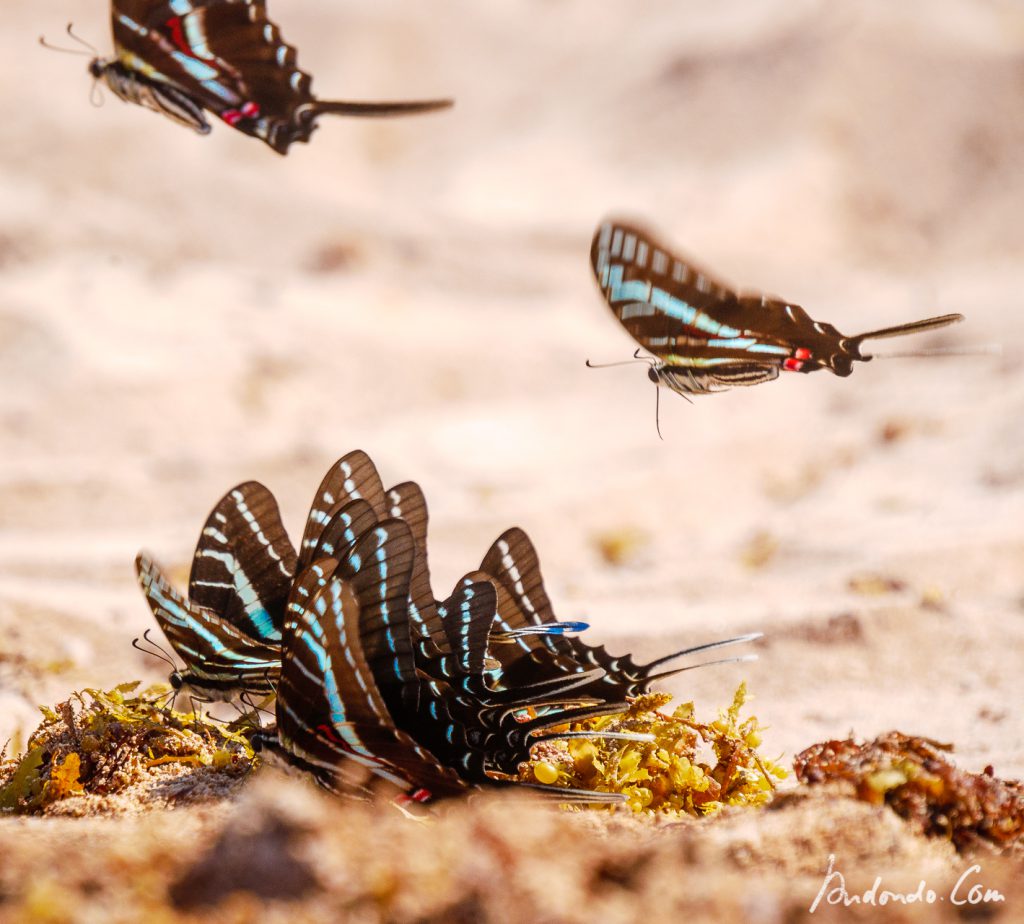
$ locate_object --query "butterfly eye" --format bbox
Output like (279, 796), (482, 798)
(169, 671), (184, 691)
(88, 59), (103, 78)
(647, 367), (659, 384)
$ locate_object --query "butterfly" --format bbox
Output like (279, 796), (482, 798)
(88, 0), (452, 154)
(480, 527), (761, 702)
(135, 480), (296, 700)
(135, 551), (281, 701)
(590, 219), (964, 399)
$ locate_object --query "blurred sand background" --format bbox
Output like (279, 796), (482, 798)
(0, 0), (1022, 914)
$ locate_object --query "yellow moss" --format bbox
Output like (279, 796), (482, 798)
(0, 747), (45, 810)
(42, 753), (84, 804)
(523, 683), (785, 818)
(0, 682), (255, 815)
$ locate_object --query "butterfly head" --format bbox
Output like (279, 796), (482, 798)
(169, 670), (184, 692)
(88, 58), (105, 79)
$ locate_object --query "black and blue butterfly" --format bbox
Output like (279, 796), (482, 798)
(590, 218), (963, 399)
(135, 480), (295, 701)
(83, 0), (452, 154)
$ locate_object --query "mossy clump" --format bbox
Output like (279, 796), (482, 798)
(795, 732), (1024, 854)
(523, 683), (787, 816)
(0, 682), (254, 815)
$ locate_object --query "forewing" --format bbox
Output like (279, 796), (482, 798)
(277, 544), (463, 798)
(111, 0), (317, 150)
(439, 573), (498, 677)
(188, 481), (297, 642)
(385, 481), (447, 651)
(136, 552), (279, 686)
(299, 451), (388, 569)
(591, 219), (740, 351)
(591, 220), (847, 375)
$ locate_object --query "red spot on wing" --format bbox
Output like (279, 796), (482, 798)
(317, 722), (349, 750)
(164, 17), (195, 56)
(783, 358), (805, 372)
(221, 103), (260, 127)
(411, 788), (432, 803)
(794, 348), (812, 361)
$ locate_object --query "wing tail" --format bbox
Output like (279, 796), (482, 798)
(309, 98), (453, 118)
(849, 313), (964, 349)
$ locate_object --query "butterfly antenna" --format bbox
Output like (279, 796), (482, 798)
(38, 23), (97, 56)
(132, 630), (178, 672)
(585, 348), (659, 370)
(65, 22), (99, 54)
(585, 358), (650, 369)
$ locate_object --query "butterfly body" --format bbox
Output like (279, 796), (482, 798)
(91, 0), (452, 154)
(591, 219), (964, 397)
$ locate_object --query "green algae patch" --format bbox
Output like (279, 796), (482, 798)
(523, 684), (787, 816)
(0, 682), (254, 815)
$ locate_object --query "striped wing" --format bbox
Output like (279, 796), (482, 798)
(332, 520), (422, 713)
(481, 528), (674, 700)
(276, 525), (464, 799)
(111, 0), (322, 151)
(590, 219), (846, 387)
(299, 451), (387, 570)
(311, 499), (379, 563)
(481, 528), (582, 667)
(385, 481), (448, 652)
(437, 573), (498, 677)
(136, 552), (279, 693)
(188, 481), (296, 643)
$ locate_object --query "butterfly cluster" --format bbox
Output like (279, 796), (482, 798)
(136, 450), (759, 810)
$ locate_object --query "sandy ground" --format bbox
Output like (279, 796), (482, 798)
(1, 0), (1022, 919)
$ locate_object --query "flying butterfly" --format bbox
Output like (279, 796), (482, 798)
(79, 0), (452, 153)
(589, 219), (964, 411)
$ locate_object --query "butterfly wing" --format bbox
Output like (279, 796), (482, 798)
(385, 481), (449, 653)
(136, 552), (280, 693)
(437, 573), (498, 678)
(276, 524), (464, 799)
(110, 0), (450, 153)
(590, 220), (851, 387)
(299, 451), (388, 570)
(188, 481), (296, 644)
(311, 498), (379, 563)
(110, 0), (319, 149)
